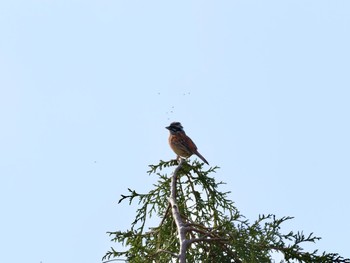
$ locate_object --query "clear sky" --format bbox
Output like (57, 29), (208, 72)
(1, 1), (349, 262)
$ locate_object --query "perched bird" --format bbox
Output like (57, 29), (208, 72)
(166, 122), (209, 165)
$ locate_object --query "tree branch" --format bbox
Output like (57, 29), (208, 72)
(169, 159), (188, 263)
(188, 237), (229, 244)
(157, 203), (170, 229)
(156, 249), (179, 258)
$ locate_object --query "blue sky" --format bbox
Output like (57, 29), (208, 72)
(1, 1), (349, 262)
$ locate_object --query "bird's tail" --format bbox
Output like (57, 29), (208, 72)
(195, 151), (209, 165)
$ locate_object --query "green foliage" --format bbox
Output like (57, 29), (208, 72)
(103, 160), (349, 263)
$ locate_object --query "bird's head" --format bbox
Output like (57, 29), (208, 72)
(166, 122), (184, 134)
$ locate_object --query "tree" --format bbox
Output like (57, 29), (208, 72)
(103, 159), (349, 263)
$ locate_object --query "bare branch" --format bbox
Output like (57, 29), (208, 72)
(169, 159), (188, 263)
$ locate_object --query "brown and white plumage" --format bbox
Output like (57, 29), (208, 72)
(166, 122), (209, 165)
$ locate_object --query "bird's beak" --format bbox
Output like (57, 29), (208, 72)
(165, 126), (170, 130)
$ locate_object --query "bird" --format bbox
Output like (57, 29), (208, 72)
(166, 122), (209, 165)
